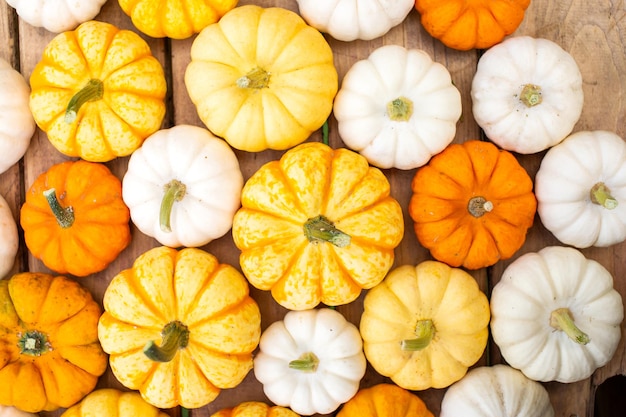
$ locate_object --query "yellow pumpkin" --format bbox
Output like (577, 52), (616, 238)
(232, 142), (404, 310)
(97, 246), (262, 409)
(185, 5), (338, 152)
(359, 261), (490, 390)
(61, 389), (168, 417)
(29, 20), (167, 162)
(211, 402), (299, 417)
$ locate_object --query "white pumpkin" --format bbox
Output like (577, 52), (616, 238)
(535, 130), (626, 248)
(333, 45), (462, 170)
(295, 0), (414, 41)
(471, 36), (584, 154)
(253, 308), (366, 416)
(0, 193), (18, 279)
(490, 246), (623, 383)
(440, 365), (554, 417)
(0, 58), (34, 175)
(5, 0), (107, 33)
(0, 405), (38, 417)
(122, 124), (243, 248)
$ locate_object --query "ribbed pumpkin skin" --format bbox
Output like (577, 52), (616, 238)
(337, 384), (434, 417)
(60, 389), (169, 417)
(211, 401), (300, 417)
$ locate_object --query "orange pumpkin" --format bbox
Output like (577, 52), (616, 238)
(20, 160), (131, 277)
(414, 0), (531, 50)
(409, 140), (536, 269)
(337, 384), (434, 417)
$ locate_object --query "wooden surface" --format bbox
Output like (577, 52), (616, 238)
(1, 0), (625, 416)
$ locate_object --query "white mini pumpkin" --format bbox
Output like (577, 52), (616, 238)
(6, 0), (107, 33)
(0, 193), (18, 279)
(0, 405), (38, 417)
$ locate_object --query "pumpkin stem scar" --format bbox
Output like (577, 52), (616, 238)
(18, 330), (51, 356)
(43, 188), (75, 228)
(289, 352), (319, 372)
(550, 308), (590, 345)
(401, 319), (435, 351)
(386, 96), (414, 121)
(304, 215), (351, 247)
(519, 84), (543, 107)
(236, 67), (271, 89)
(143, 320), (190, 362)
(65, 79), (104, 123)
(160, 179), (187, 232)
(468, 196), (494, 218)
(590, 182), (618, 209)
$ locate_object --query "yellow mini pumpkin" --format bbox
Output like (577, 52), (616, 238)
(211, 401), (299, 417)
(61, 388), (169, 417)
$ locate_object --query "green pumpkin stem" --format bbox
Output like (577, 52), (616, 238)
(65, 79), (104, 123)
(550, 308), (590, 345)
(519, 84), (543, 107)
(387, 96), (414, 121)
(289, 352), (319, 372)
(19, 330), (50, 356)
(236, 67), (271, 89)
(322, 119), (330, 146)
(143, 321), (190, 362)
(590, 182), (618, 209)
(44, 188), (75, 228)
(304, 215), (351, 248)
(401, 319), (435, 351)
(160, 179), (187, 233)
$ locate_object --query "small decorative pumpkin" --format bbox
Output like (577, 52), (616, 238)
(337, 384), (434, 417)
(295, 0), (414, 41)
(122, 124), (243, 248)
(211, 401), (299, 417)
(0, 405), (38, 417)
(253, 308), (366, 416)
(5, 0), (107, 32)
(359, 260), (490, 390)
(118, 0), (238, 39)
(232, 142), (404, 310)
(440, 365), (554, 417)
(490, 246), (623, 383)
(0, 272), (108, 413)
(535, 130), (626, 248)
(60, 388), (168, 417)
(414, 0), (531, 50)
(0, 58), (35, 175)
(98, 246), (262, 409)
(29, 20), (167, 162)
(185, 5), (338, 152)
(20, 160), (131, 277)
(471, 36), (584, 154)
(409, 140), (537, 270)
(333, 44), (462, 170)
(0, 193), (18, 279)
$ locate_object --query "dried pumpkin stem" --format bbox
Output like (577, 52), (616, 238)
(289, 352), (319, 372)
(143, 320), (190, 362)
(65, 79), (104, 123)
(590, 182), (618, 209)
(468, 196), (494, 218)
(401, 319), (435, 351)
(160, 179), (187, 233)
(519, 84), (543, 107)
(19, 330), (51, 356)
(43, 188), (75, 228)
(387, 96), (414, 121)
(550, 308), (590, 345)
(237, 67), (271, 89)
(304, 215), (351, 248)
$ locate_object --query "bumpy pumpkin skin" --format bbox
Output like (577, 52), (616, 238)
(61, 388), (169, 417)
(211, 401), (300, 417)
(98, 246), (262, 409)
(409, 140), (536, 270)
(337, 384), (434, 417)
(29, 20), (167, 162)
(415, 0), (531, 50)
(232, 142), (404, 310)
(185, 5), (338, 152)
(20, 160), (131, 277)
(0, 273), (108, 413)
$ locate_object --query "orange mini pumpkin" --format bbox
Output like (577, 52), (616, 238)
(414, 0), (531, 50)
(409, 140), (536, 269)
(337, 384), (434, 417)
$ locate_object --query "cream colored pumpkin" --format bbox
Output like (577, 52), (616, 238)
(0, 193), (18, 279)
(6, 0), (107, 32)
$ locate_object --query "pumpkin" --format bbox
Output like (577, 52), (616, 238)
(439, 365), (555, 417)
(185, 5), (338, 152)
(0, 405), (38, 417)
(0, 272), (107, 413)
(5, 0), (107, 33)
(122, 124), (243, 248)
(359, 260), (490, 390)
(333, 44), (462, 170)
(337, 384), (434, 417)
(490, 246), (624, 383)
(295, 0), (414, 41)
(0, 193), (18, 279)
(535, 130), (626, 248)
(232, 142), (404, 310)
(0, 57), (35, 175)
(60, 389), (168, 417)
(97, 246), (262, 409)
(20, 160), (131, 277)
(118, 0), (238, 39)
(253, 308), (366, 416)
(414, 0), (531, 50)
(471, 36), (584, 154)
(211, 401), (299, 417)
(409, 140), (537, 270)
(29, 20), (167, 162)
